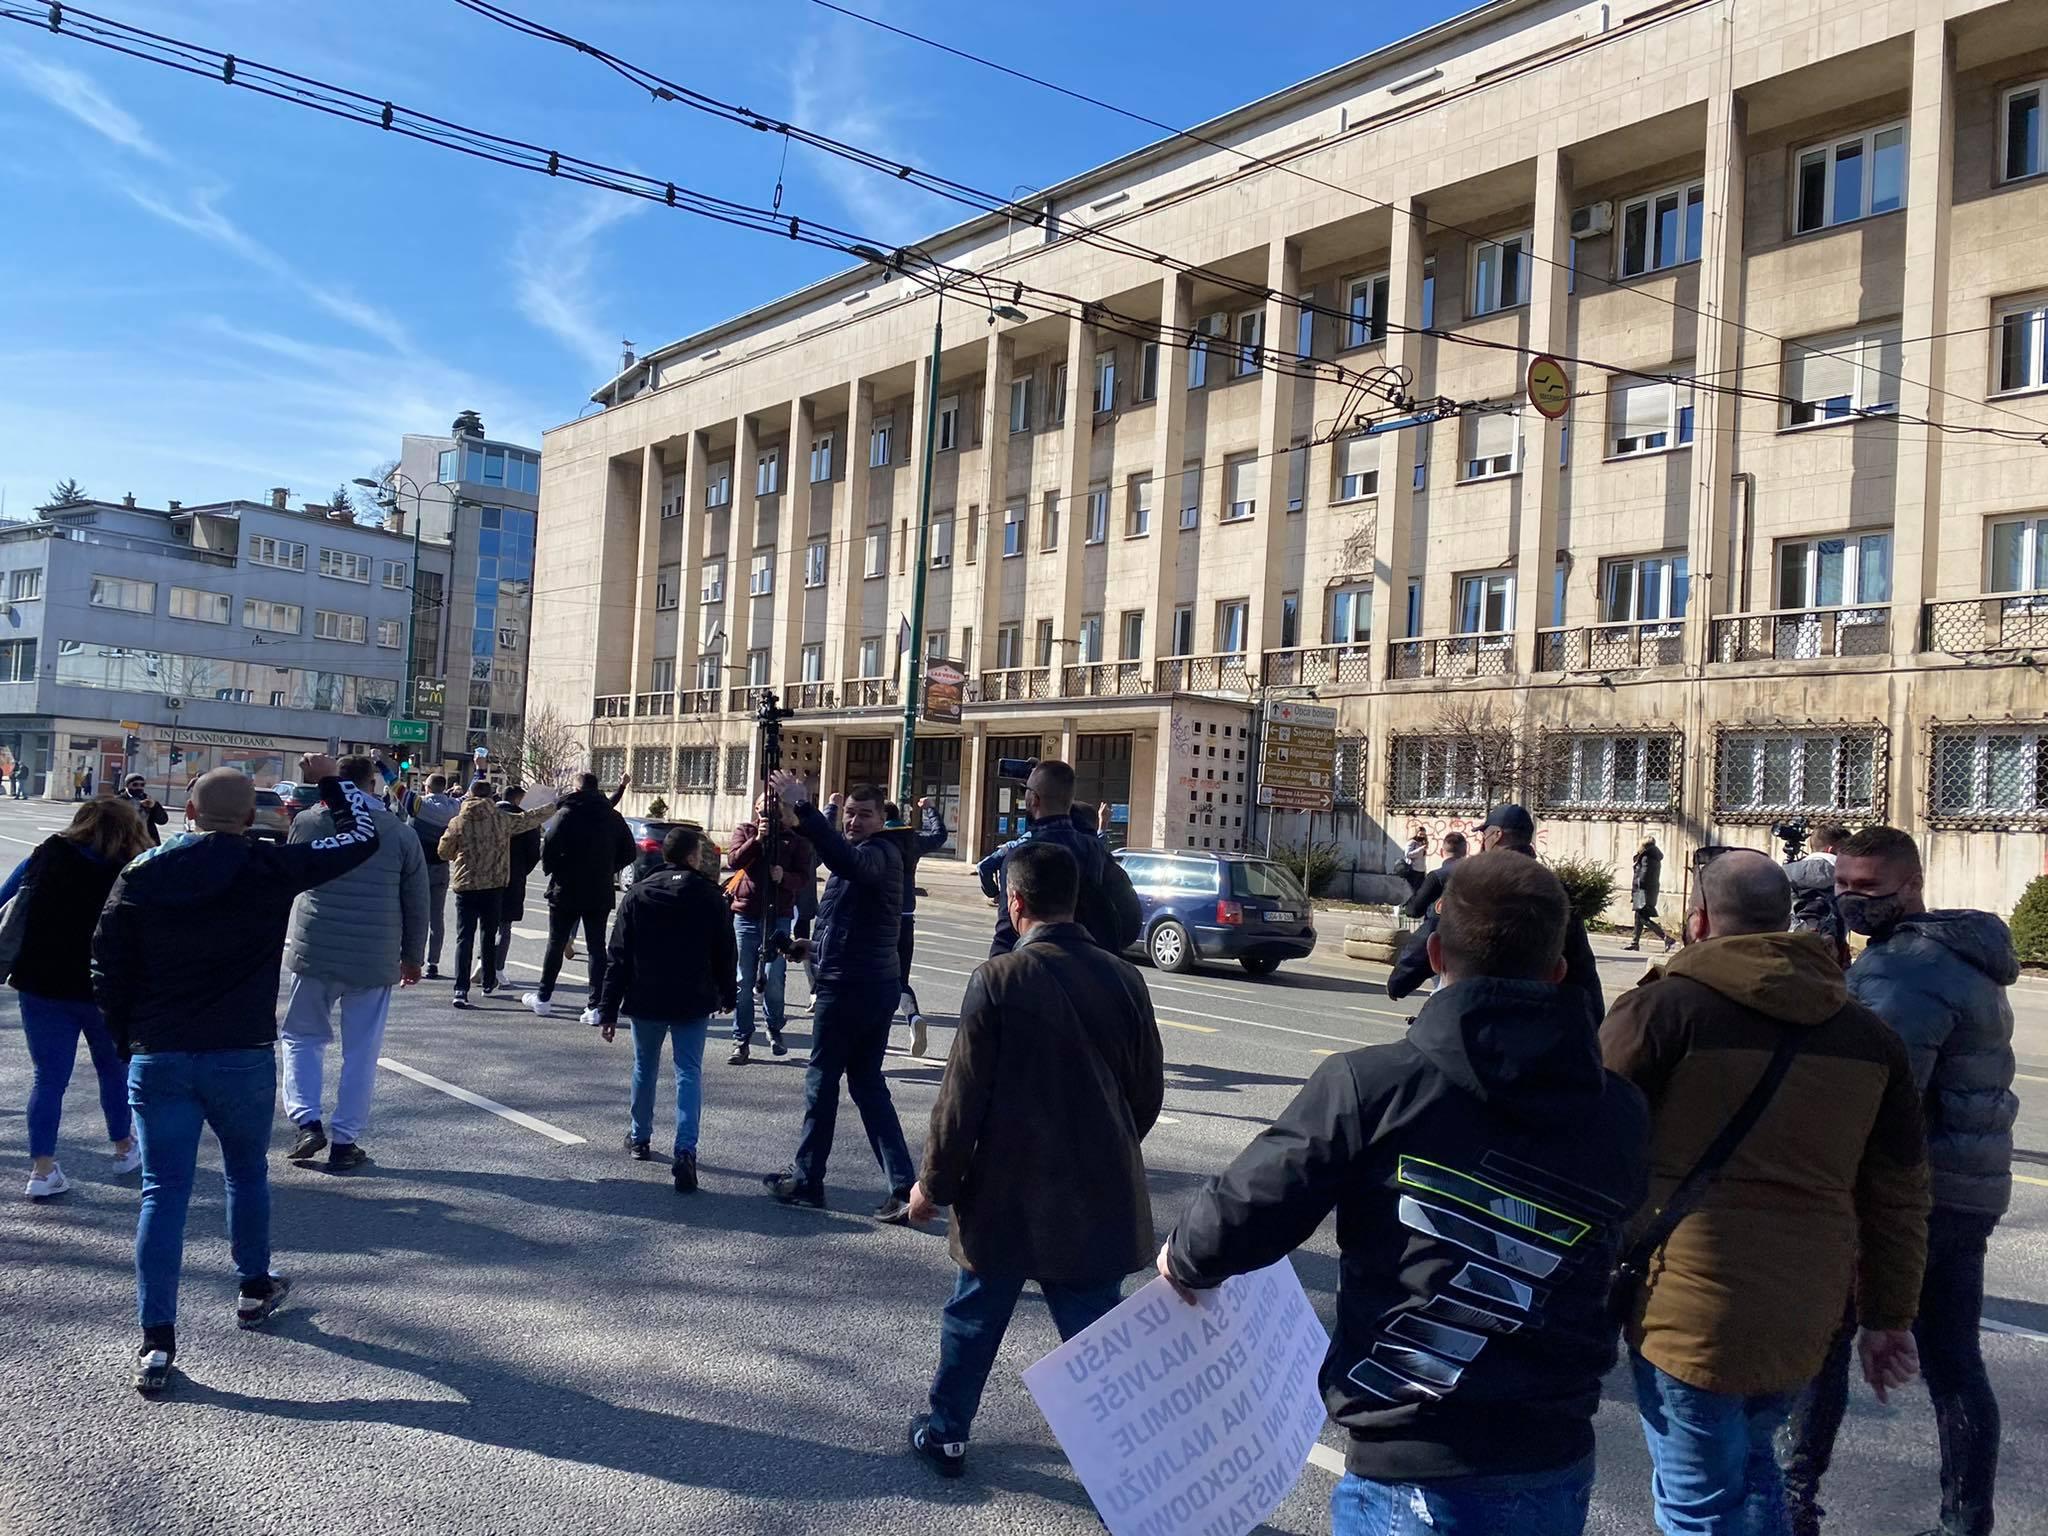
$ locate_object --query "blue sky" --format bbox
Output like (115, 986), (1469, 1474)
(0, 1), (1462, 514)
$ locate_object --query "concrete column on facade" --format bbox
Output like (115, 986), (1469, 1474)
(1250, 230), (1304, 668)
(1514, 151), (1572, 671)
(836, 380), (876, 686)
(1684, 85), (1749, 668)
(1060, 716), (1078, 763)
(1365, 199), (1427, 676)
(593, 454), (643, 700)
(1052, 316), (1096, 660)
(628, 444), (664, 695)
(776, 395), (814, 689)
(976, 335), (1015, 670)
(816, 728), (836, 799)
(1145, 275), (1194, 669)
(728, 412), (760, 691)
(1890, 16), (1954, 663)
(960, 720), (988, 862)
(679, 430), (709, 679)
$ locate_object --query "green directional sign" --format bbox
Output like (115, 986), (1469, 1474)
(388, 719), (431, 744)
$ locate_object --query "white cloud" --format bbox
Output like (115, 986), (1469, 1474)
(0, 45), (170, 163)
(509, 190), (643, 379)
(787, 22), (951, 245)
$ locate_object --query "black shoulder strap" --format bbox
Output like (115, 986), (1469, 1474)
(1621, 1030), (1801, 1271)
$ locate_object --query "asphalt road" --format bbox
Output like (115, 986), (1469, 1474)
(0, 797), (2043, 1535)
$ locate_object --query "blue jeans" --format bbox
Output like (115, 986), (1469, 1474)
(1633, 1352), (1792, 1535)
(20, 992), (130, 1158)
(927, 1268), (1124, 1442)
(629, 1016), (709, 1158)
(1331, 1457), (1595, 1535)
(128, 1049), (277, 1330)
(791, 977), (914, 1195)
(732, 915), (791, 1045)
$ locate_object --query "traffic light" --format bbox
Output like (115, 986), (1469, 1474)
(399, 757), (414, 772)
(167, 747), (184, 766)
(124, 734), (141, 758)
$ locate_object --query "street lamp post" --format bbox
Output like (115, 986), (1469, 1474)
(357, 472), (456, 764)
(850, 245), (1026, 810)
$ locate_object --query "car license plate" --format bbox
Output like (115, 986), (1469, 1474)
(1268, 909), (1297, 923)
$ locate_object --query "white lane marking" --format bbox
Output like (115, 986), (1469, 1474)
(0, 834), (42, 849)
(512, 927), (551, 941)
(1307, 1443), (1346, 1476)
(1159, 1018), (1219, 1035)
(1981, 1318), (2048, 1343)
(1154, 1114), (1182, 1126)
(377, 1057), (586, 1145)
(499, 959), (585, 980)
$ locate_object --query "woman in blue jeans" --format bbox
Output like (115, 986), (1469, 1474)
(6, 797), (151, 1198)
(593, 825), (737, 1193)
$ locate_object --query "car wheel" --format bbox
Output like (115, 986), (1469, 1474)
(1149, 919), (1193, 974)
(1239, 955), (1280, 977)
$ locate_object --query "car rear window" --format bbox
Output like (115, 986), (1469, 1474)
(255, 790), (282, 806)
(1230, 860), (1309, 904)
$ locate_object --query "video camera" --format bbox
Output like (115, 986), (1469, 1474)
(1771, 818), (1810, 861)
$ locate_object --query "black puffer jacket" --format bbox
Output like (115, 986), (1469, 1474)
(595, 864), (737, 1025)
(797, 802), (901, 987)
(6, 837), (124, 1000)
(541, 787), (635, 911)
(1847, 910), (2020, 1217)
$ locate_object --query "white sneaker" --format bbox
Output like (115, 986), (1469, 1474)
(111, 1144), (143, 1176)
(909, 1013), (928, 1059)
(578, 1007), (603, 1028)
(522, 991), (554, 1018)
(26, 1164), (68, 1199)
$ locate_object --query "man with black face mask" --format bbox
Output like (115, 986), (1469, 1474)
(1781, 825), (2019, 1536)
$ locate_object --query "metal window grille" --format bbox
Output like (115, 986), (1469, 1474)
(1535, 730), (1682, 818)
(590, 747), (626, 786)
(1712, 724), (1887, 823)
(1928, 724), (2048, 830)
(724, 743), (751, 793)
(1387, 735), (1487, 812)
(679, 746), (717, 790)
(1333, 735), (1366, 807)
(631, 746), (671, 791)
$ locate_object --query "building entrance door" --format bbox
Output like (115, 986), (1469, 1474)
(840, 737), (891, 797)
(981, 734), (1040, 852)
(911, 737), (962, 852)
(1073, 733), (1134, 848)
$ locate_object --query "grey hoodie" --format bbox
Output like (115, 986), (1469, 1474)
(1848, 909), (2020, 1217)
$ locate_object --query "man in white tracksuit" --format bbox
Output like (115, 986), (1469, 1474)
(280, 754), (428, 1170)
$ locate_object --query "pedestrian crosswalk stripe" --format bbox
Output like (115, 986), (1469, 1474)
(377, 1057), (586, 1145)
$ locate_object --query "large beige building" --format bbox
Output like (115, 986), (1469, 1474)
(532, 0), (2048, 913)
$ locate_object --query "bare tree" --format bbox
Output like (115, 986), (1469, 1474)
(503, 699), (581, 792)
(1431, 697), (1529, 810)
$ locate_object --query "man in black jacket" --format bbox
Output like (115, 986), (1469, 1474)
(525, 772), (635, 1020)
(1388, 804), (1602, 1027)
(905, 841), (1164, 1478)
(1161, 853), (1649, 1534)
(120, 772), (169, 847)
(92, 756), (381, 1395)
(984, 760), (1140, 958)
(760, 770), (916, 1220)
(595, 827), (738, 1194)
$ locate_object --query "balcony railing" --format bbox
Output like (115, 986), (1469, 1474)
(978, 666), (1055, 702)
(1261, 644), (1371, 689)
(632, 691), (674, 717)
(1154, 652), (1253, 693)
(1387, 632), (1515, 680)
(1922, 595), (2048, 654)
(788, 681), (837, 710)
(841, 677), (898, 708)
(1535, 621), (1686, 673)
(677, 687), (719, 715)
(728, 685), (767, 714)
(594, 694), (631, 719)
(1061, 660), (1151, 698)
(1712, 604), (1891, 663)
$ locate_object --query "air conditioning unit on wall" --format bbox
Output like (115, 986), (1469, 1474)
(1570, 201), (1613, 238)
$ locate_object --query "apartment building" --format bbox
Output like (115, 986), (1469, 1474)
(0, 492), (441, 796)
(532, 0), (2048, 912)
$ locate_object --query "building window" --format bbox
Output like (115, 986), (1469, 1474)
(809, 433), (834, 483)
(1171, 605), (1194, 656)
(749, 551), (774, 596)
(314, 610), (367, 643)
(89, 575), (155, 613)
(1009, 376), (1033, 433)
(1224, 457), (1256, 521)
(319, 549), (371, 583)
(1600, 554), (1691, 622)
(1126, 475), (1153, 538)
(959, 626), (972, 667)
(1988, 515), (2048, 595)
(1344, 273), (1389, 348)
(8, 569), (41, 601)
(1136, 342), (1159, 402)
(1041, 494), (1060, 553)
(1035, 619), (1056, 667)
(1286, 444), (1307, 512)
(925, 628), (946, 661)
(1233, 309), (1264, 377)
(1795, 121), (1907, 233)
(1783, 326), (1902, 426)
(1995, 298), (2048, 395)
(590, 747), (626, 785)
(1537, 732), (1680, 813)
(931, 515), (954, 568)
(700, 562), (724, 604)
(243, 598), (301, 634)
(1086, 489), (1109, 545)
(651, 656), (676, 692)
(1776, 532), (1891, 609)
(694, 653), (720, 690)
(756, 448), (781, 497)
(376, 618), (403, 648)
(1296, 291), (1315, 359)
(746, 648), (770, 686)
(1329, 585), (1371, 646)
(676, 746), (716, 790)
(869, 416), (894, 467)
(437, 448), (458, 483)
(1279, 592), (1299, 648)
(995, 623), (1020, 668)
(858, 635), (883, 677)
(799, 643), (823, 681)
(725, 742), (752, 792)
(1094, 350), (1116, 414)
(1608, 373), (1697, 456)
(1458, 572), (1514, 635)
(246, 536), (306, 572)
(805, 541), (828, 588)
(656, 568), (678, 610)
(1217, 599), (1249, 655)
(1003, 505), (1024, 557)
(660, 476), (683, 519)
(1388, 736), (1484, 811)
(0, 637), (39, 683)
(1461, 411), (1521, 481)
(1931, 725), (2048, 828)
(704, 462), (732, 508)
(1119, 610), (1145, 659)
(1335, 435), (1379, 501)
(1189, 315), (1223, 389)
(168, 586), (230, 624)
(2006, 80), (2046, 182)
(937, 396), (959, 452)
(1716, 726), (1884, 820)
(1619, 179), (1705, 277)
(1079, 613), (1104, 663)
(1049, 362), (1069, 426)
(1469, 231), (1531, 317)
(381, 560), (406, 590)
(863, 527), (886, 578)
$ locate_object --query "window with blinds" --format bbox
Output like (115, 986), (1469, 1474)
(1783, 327), (1902, 425)
(1224, 457), (1257, 520)
(1609, 375), (1695, 456)
(1336, 436), (1379, 500)
(1462, 411), (1520, 480)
